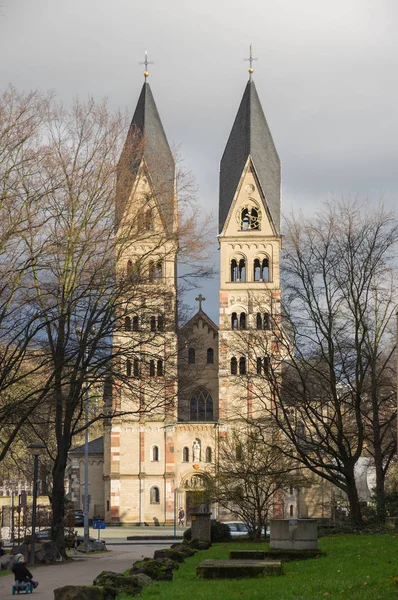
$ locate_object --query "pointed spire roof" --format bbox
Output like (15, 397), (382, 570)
(219, 80), (281, 234)
(117, 82), (175, 232)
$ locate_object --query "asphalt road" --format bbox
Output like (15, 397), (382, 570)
(0, 543), (170, 599)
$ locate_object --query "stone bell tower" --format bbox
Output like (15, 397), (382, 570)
(104, 71), (178, 524)
(218, 69), (282, 423)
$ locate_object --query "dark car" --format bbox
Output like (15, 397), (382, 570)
(74, 510), (84, 526)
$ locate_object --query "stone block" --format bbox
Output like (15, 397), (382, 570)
(270, 518), (318, 550)
(197, 559), (282, 579)
(93, 571), (145, 596)
(53, 585), (116, 600)
(191, 512), (211, 544)
(130, 557), (179, 581)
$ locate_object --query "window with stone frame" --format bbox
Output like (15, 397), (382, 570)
(205, 447), (212, 463)
(151, 446), (159, 462)
(207, 348), (214, 364)
(150, 486), (160, 504)
(190, 388), (214, 421)
(125, 316), (131, 331)
(230, 356), (238, 375)
(188, 347), (195, 364)
(239, 356), (246, 375)
(183, 447), (189, 462)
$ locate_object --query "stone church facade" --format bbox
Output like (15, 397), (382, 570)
(100, 72), (291, 525)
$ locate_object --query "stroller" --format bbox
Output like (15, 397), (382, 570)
(11, 554), (39, 595)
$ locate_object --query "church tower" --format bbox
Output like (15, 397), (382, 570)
(218, 73), (282, 423)
(104, 77), (179, 524)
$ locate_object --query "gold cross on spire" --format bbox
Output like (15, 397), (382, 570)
(195, 294), (206, 311)
(139, 49), (154, 80)
(244, 44), (258, 80)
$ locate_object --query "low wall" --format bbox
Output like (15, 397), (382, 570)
(270, 518), (318, 550)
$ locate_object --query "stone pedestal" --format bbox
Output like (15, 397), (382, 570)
(191, 512), (211, 544)
(270, 518), (318, 550)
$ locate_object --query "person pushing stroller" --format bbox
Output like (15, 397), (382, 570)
(12, 553), (39, 592)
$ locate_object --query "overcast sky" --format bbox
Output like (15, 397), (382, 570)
(1, 0), (397, 322)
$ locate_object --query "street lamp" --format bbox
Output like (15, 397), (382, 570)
(27, 442), (45, 565)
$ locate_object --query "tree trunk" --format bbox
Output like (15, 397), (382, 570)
(345, 474), (363, 526)
(51, 449), (68, 559)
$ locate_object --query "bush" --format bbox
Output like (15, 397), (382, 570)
(183, 520), (231, 543)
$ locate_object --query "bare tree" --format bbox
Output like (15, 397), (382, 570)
(235, 200), (398, 526)
(213, 427), (303, 541)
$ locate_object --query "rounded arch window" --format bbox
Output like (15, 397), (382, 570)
(240, 206), (260, 230)
(151, 445), (159, 462)
(254, 257), (270, 282)
(190, 388), (214, 421)
(207, 348), (214, 364)
(125, 316), (131, 331)
(230, 357), (237, 375)
(150, 486), (160, 504)
(183, 447), (189, 462)
(205, 447), (212, 463)
(230, 257), (246, 282)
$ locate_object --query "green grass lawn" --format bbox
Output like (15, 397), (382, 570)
(135, 534), (398, 600)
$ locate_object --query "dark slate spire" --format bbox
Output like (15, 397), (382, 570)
(219, 80), (281, 234)
(117, 82), (175, 232)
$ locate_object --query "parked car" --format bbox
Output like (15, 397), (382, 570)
(223, 521), (268, 537)
(74, 510), (84, 526)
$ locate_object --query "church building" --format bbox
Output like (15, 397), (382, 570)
(101, 66), (284, 525)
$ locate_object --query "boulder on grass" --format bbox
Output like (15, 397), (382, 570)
(130, 557), (178, 581)
(53, 585), (116, 600)
(35, 541), (60, 564)
(186, 538), (211, 551)
(77, 541), (106, 553)
(93, 571), (144, 596)
(153, 548), (185, 563)
(169, 543), (196, 557)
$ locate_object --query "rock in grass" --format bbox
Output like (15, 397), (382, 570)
(169, 543), (196, 557)
(186, 538), (211, 550)
(131, 557), (179, 581)
(53, 585), (116, 600)
(92, 571), (143, 596)
(153, 548), (186, 563)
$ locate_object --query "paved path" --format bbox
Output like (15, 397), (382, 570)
(0, 543), (169, 599)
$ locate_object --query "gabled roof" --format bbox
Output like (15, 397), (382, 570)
(219, 80), (281, 234)
(117, 82), (175, 233)
(181, 309), (219, 335)
(69, 437), (104, 456)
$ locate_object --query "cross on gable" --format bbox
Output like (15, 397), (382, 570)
(195, 294), (206, 311)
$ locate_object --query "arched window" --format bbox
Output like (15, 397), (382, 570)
(190, 389), (214, 421)
(231, 255), (247, 282)
(145, 209), (153, 230)
(263, 312), (270, 330)
(241, 208), (250, 230)
(290, 504), (294, 517)
(254, 259), (261, 282)
(239, 356), (246, 375)
(150, 316), (156, 332)
(150, 486), (160, 504)
(231, 312), (238, 329)
(154, 261), (163, 281)
(254, 258), (270, 282)
(183, 447), (189, 462)
(238, 258), (246, 282)
(149, 360), (155, 377)
(207, 348), (214, 364)
(262, 258), (269, 282)
(256, 313), (262, 329)
(241, 207), (259, 230)
(151, 445), (159, 462)
(257, 357), (270, 376)
(137, 208), (144, 230)
(236, 444), (243, 461)
(231, 259), (238, 282)
(157, 359), (163, 377)
(126, 359), (132, 377)
(239, 312), (246, 329)
(125, 316), (131, 331)
(205, 447), (212, 463)
(188, 348), (195, 364)
(133, 358), (140, 378)
(132, 315), (139, 331)
(148, 261), (155, 283)
(230, 357), (237, 375)
(157, 315), (164, 332)
(127, 260), (133, 278)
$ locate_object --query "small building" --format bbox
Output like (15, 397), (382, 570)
(66, 437), (105, 520)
